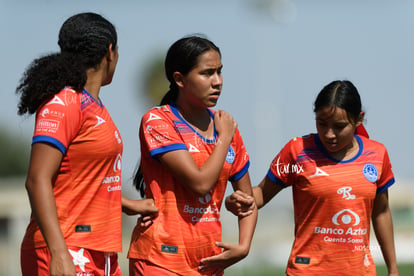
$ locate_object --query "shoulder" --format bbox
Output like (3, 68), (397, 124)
(38, 87), (82, 114)
(285, 133), (314, 148)
(358, 135), (388, 152)
(142, 105), (173, 121)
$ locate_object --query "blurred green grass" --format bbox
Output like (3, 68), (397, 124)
(224, 262), (414, 275)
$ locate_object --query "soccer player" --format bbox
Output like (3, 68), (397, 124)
(128, 35), (258, 275)
(226, 80), (399, 275)
(16, 12), (157, 275)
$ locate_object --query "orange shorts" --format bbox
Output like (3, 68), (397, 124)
(21, 246), (122, 276)
(129, 259), (178, 276)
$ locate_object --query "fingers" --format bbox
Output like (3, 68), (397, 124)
(230, 190), (254, 204)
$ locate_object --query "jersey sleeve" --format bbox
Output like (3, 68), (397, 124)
(228, 128), (250, 182)
(267, 138), (299, 188)
(140, 109), (187, 157)
(376, 148), (395, 194)
(32, 88), (82, 154)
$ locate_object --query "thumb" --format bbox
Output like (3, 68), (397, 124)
(215, 241), (230, 251)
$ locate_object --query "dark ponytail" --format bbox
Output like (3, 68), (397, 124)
(16, 12), (117, 115)
(16, 53), (86, 115)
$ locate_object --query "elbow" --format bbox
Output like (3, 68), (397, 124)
(25, 177), (36, 194)
(189, 180), (214, 197)
(192, 186), (212, 197)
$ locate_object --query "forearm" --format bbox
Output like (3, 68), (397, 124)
(252, 186), (264, 209)
(237, 204), (258, 255)
(26, 178), (68, 256)
(372, 208), (398, 274)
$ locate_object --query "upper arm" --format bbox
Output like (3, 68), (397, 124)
(158, 149), (206, 187)
(26, 142), (63, 187)
(372, 189), (389, 218)
(257, 175), (283, 207)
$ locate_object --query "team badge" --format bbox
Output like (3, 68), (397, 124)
(226, 146), (235, 164)
(362, 163), (378, 182)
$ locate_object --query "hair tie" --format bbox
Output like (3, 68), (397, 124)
(355, 124), (369, 138)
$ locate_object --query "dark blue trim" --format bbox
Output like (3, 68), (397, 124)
(314, 134), (363, 163)
(32, 136), (66, 154)
(266, 169), (288, 188)
(229, 161), (250, 182)
(150, 143), (188, 157)
(377, 178), (395, 194)
(82, 89), (102, 107)
(169, 103), (217, 143)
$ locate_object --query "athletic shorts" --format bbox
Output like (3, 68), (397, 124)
(129, 259), (178, 276)
(21, 246), (122, 276)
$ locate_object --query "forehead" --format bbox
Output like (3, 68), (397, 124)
(194, 50), (222, 68)
(316, 106), (350, 122)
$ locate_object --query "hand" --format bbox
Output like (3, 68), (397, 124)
(225, 190), (255, 217)
(49, 250), (76, 276)
(214, 110), (237, 145)
(199, 241), (249, 275)
(122, 198), (158, 216)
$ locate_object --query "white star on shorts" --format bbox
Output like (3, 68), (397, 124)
(69, 248), (90, 272)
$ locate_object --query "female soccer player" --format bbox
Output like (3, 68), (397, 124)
(128, 35), (258, 275)
(226, 80), (399, 275)
(16, 12), (157, 275)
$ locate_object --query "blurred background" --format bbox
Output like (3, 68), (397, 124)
(1, 0), (413, 275)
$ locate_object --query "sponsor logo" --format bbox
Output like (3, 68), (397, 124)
(314, 208), (367, 245)
(363, 163), (378, 182)
(337, 187), (356, 200)
(107, 185), (121, 192)
(41, 108), (49, 117)
(114, 130), (122, 144)
(199, 190), (213, 204)
(183, 204), (219, 215)
(226, 146), (235, 164)
(188, 143), (200, 153)
(46, 95), (65, 106)
(102, 176), (120, 184)
(332, 209), (360, 226)
(183, 193), (220, 223)
(35, 119), (59, 133)
(148, 132), (170, 145)
(69, 248), (90, 272)
(94, 116), (106, 128)
(161, 245), (178, 254)
(274, 156), (304, 177)
(113, 154), (122, 172)
(311, 167), (329, 177)
(145, 112), (162, 123)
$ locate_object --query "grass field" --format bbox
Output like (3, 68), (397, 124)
(224, 263), (414, 275)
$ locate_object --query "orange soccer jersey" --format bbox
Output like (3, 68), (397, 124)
(128, 104), (250, 275)
(21, 87), (123, 252)
(268, 134), (395, 276)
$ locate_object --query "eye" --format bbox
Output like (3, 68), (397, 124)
(316, 120), (327, 127)
(333, 123), (349, 130)
(202, 69), (215, 76)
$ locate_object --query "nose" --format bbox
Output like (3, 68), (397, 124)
(325, 128), (336, 139)
(212, 72), (222, 87)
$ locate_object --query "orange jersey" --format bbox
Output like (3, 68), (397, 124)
(128, 104), (250, 275)
(22, 87), (123, 252)
(268, 134), (394, 276)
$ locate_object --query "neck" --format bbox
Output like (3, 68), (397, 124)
(331, 137), (359, 161)
(84, 68), (104, 101)
(175, 101), (211, 132)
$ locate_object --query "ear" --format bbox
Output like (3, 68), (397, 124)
(106, 44), (116, 62)
(173, 72), (184, 88)
(355, 111), (365, 127)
